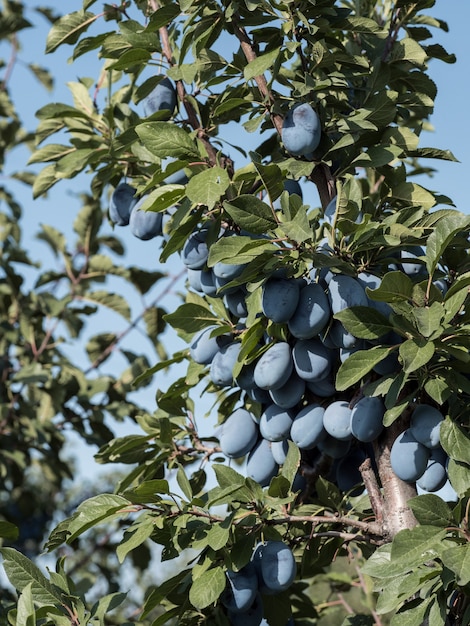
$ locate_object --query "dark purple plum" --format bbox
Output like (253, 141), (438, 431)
(210, 342), (241, 386)
(109, 181), (137, 226)
(182, 229), (209, 269)
(292, 338), (334, 382)
(288, 282), (331, 339)
(269, 372), (305, 409)
(262, 278), (300, 323)
(254, 540), (297, 592)
(318, 435), (351, 459)
(221, 564), (258, 614)
(227, 592), (264, 626)
(328, 274), (368, 313)
(224, 289), (248, 318)
(129, 197), (163, 240)
(143, 76), (176, 118)
(189, 325), (230, 365)
(416, 447), (448, 492)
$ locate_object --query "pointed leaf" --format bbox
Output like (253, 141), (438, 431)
(185, 167), (230, 210)
(45, 11), (98, 53)
(135, 122), (199, 159)
(223, 195), (278, 234)
(189, 566), (226, 609)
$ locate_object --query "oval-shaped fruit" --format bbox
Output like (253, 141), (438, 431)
(292, 338), (334, 382)
(254, 342), (293, 390)
(390, 429), (430, 483)
(282, 103), (321, 157)
(256, 540), (297, 592)
(182, 229), (209, 269)
(219, 408), (259, 459)
(200, 269), (218, 297)
(129, 198), (163, 240)
(350, 396), (385, 442)
(288, 282), (331, 339)
(221, 564), (258, 614)
(335, 448), (367, 495)
(259, 404), (294, 442)
(109, 181), (137, 226)
(246, 439), (279, 487)
(210, 342), (241, 387)
(262, 278), (300, 323)
(290, 403), (326, 450)
(400, 246), (426, 276)
(187, 268), (203, 292)
(357, 271), (392, 318)
(416, 447), (448, 492)
(143, 76), (176, 118)
(269, 372), (305, 409)
(227, 592), (264, 626)
(224, 289), (248, 318)
(307, 377), (336, 398)
(271, 439), (290, 465)
(328, 274), (368, 313)
(323, 400), (353, 441)
(318, 435), (351, 459)
(189, 326), (229, 365)
(410, 404), (444, 449)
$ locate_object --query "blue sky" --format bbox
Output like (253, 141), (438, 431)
(1, 0), (469, 480)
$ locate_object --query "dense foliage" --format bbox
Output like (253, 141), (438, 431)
(1, 1), (470, 624)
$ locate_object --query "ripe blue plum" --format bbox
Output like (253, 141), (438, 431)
(210, 342), (241, 387)
(225, 289), (248, 318)
(109, 181), (137, 226)
(189, 326), (230, 365)
(350, 396), (385, 442)
(328, 274), (368, 313)
(357, 271), (392, 318)
(282, 103), (321, 157)
(221, 564), (258, 613)
(292, 338), (334, 382)
(259, 404), (295, 442)
(390, 429), (430, 482)
(288, 282), (331, 339)
(269, 372), (305, 409)
(323, 195), (337, 225)
(129, 198), (163, 240)
(254, 540), (297, 592)
(182, 229), (209, 269)
(254, 342), (293, 390)
(323, 400), (353, 441)
(227, 592), (264, 626)
(143, 76), (176, 118)
(213, 261), (245, 280)
(187, 268), (203, 292)
(262, 278), (300, 323)
(329, 320), (358, 349)
(290, 403), (326, 450)
(271, 439), (290, 465)
(200, 269), (218, 297)
(219, 409), (257, 458)
(416, 447), (448, 492)
(410, 404), (444, 449)
(246, 439), (279, 487)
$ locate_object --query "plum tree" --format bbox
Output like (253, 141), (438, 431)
(2, 2), (470, 625)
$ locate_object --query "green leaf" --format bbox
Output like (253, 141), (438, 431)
(164, 303), (220, 334)
(66, 494), (132, 543)
(207, 236), (276, 266)
(135, 122), (199, 159)
(177, 464), (193, 500)
(90, 592), (128, 622)
(390, 526), (447, 572)
(411, 302), (444, 338)
(17, 583), (36, 626)
(334, 306), (392, 339)
(108, 48), (152, 70)
(398, 338), (435, 373)
(336, 346), (394, 391)
(440, 418), (470, 464)
(45, 11), (98, 53)
(440, 545), (470, 585)
(223, 195), (278, 234)
(391, 182), (436, 210)
(84, 291), (131, 321)
(391, 37), (427, 66)
(244, 48), (279, 80)
(407, 494), (453, 527)
(426, 211), (470, 275)
(281, 441), (301, 487)
(189, 566), (226, 609)
(32, 163), (58, 198)
(0, 521), (19, 540)
(447, 459), (470, 497)
(185, 167), (230, 210)
(117, 516), (154, 564)
(366, 270), (413, 303)
(0, 548), (63, 606)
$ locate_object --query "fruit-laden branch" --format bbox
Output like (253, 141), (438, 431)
(230, 15), (336, 209)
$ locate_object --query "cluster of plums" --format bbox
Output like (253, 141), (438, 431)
(185, 224), (451, 496)
(221, 541), (296, 626)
